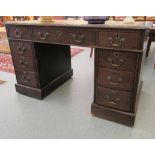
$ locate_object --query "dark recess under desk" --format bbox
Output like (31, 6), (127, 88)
(34, 43), (71, 88)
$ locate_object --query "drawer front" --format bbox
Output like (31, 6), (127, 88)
(9, 40), (34, 57)
(97, 49), (138, 71)
(98, 30), (141, 50)
(7, 26), (31, 39)
(32, 27), (51, 42)
(32, 27), (94, 45)
(60, 29), (94, 45)
(97, 68), (134, 91)
(15, 70), (39, 88)
(12, 55), (36, 71)
(32, 27), (65, 42)
(96, 86), (131, 111)
(49, 28), (94, 45)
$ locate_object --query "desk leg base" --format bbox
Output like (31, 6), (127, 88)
(91, 103), (135, 127)
(15, 69), (73, 99)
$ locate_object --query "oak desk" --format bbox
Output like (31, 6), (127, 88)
(5, 20), (151, 126)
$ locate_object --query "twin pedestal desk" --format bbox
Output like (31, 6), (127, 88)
(5, 21), (151, 126)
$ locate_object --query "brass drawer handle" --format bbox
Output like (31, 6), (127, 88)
(108, 57), (124, 67)
(17, 46), (25, 54)
(19, 60), (28, 67)
(14, 29), (23, 38)
(72, 34), (85, 43)
(107, 71), (122, 85)
(38, 32), (49, 40)
(108, 33), (125, 47)
(21, 72), (31, 83)
(106, 91), (120, 105)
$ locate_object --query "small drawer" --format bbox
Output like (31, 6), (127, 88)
(15, 70), (39, 88)
(32, 27), (51, 42)
(97, 49), (138, 71)
(98, 30), (141, 50)
(12, 55), (36, 71)
(96, 86), (131, 111)
(9, 40), (34, 57)
(49, 27), (65, 42)
(97, 68), (134, 91)
(7, 26), (31, 39)
(63, 29), (94, 46)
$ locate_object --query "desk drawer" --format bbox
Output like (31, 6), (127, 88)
(7, 26), (31, 39)
(98, 30), (141, 50)
(9, 40), (34, 57)
(32, 27), (95, 45)
(15, 70), (39, 88)
(96, 86), (131, 111)
(32, 27), (52, 42)
(12, 55), (36, 71)
(97, 68), (134, 91)
(50, 28), (94, 45)
(61, 29), (94, 45)
(97, 49), (138, 71)
(32, 27), (66, 42)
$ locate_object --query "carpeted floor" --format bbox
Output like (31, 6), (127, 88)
(0, 53), (14, 73)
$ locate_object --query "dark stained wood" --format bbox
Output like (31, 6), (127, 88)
(13, 41), (73, 98)
(15, 69), (73, 99)
(15, 69), (39, 88)
(96, 86), (132, 111)
(12, 55), (36, 71)
(9, 40), (34, 57)
(97, 68), (134, 91)
(15, 84), (42, 99)
(32, 26), (51, 42)
(91, 103), (135, 126)
(56, 29), (95, 46)
(32, 27), (95, 46)
(98, 30), (142, 50)
(7, 25), (32, 39)
(5, 21), (150, 126)
(97, 49), (138, 72)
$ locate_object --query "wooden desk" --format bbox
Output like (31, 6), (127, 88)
(5, 20), (151, 126)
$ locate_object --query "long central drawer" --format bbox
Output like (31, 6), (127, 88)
(32, 27), (95, 46)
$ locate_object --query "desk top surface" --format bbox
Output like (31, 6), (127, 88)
(5, 20), (153, 30)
